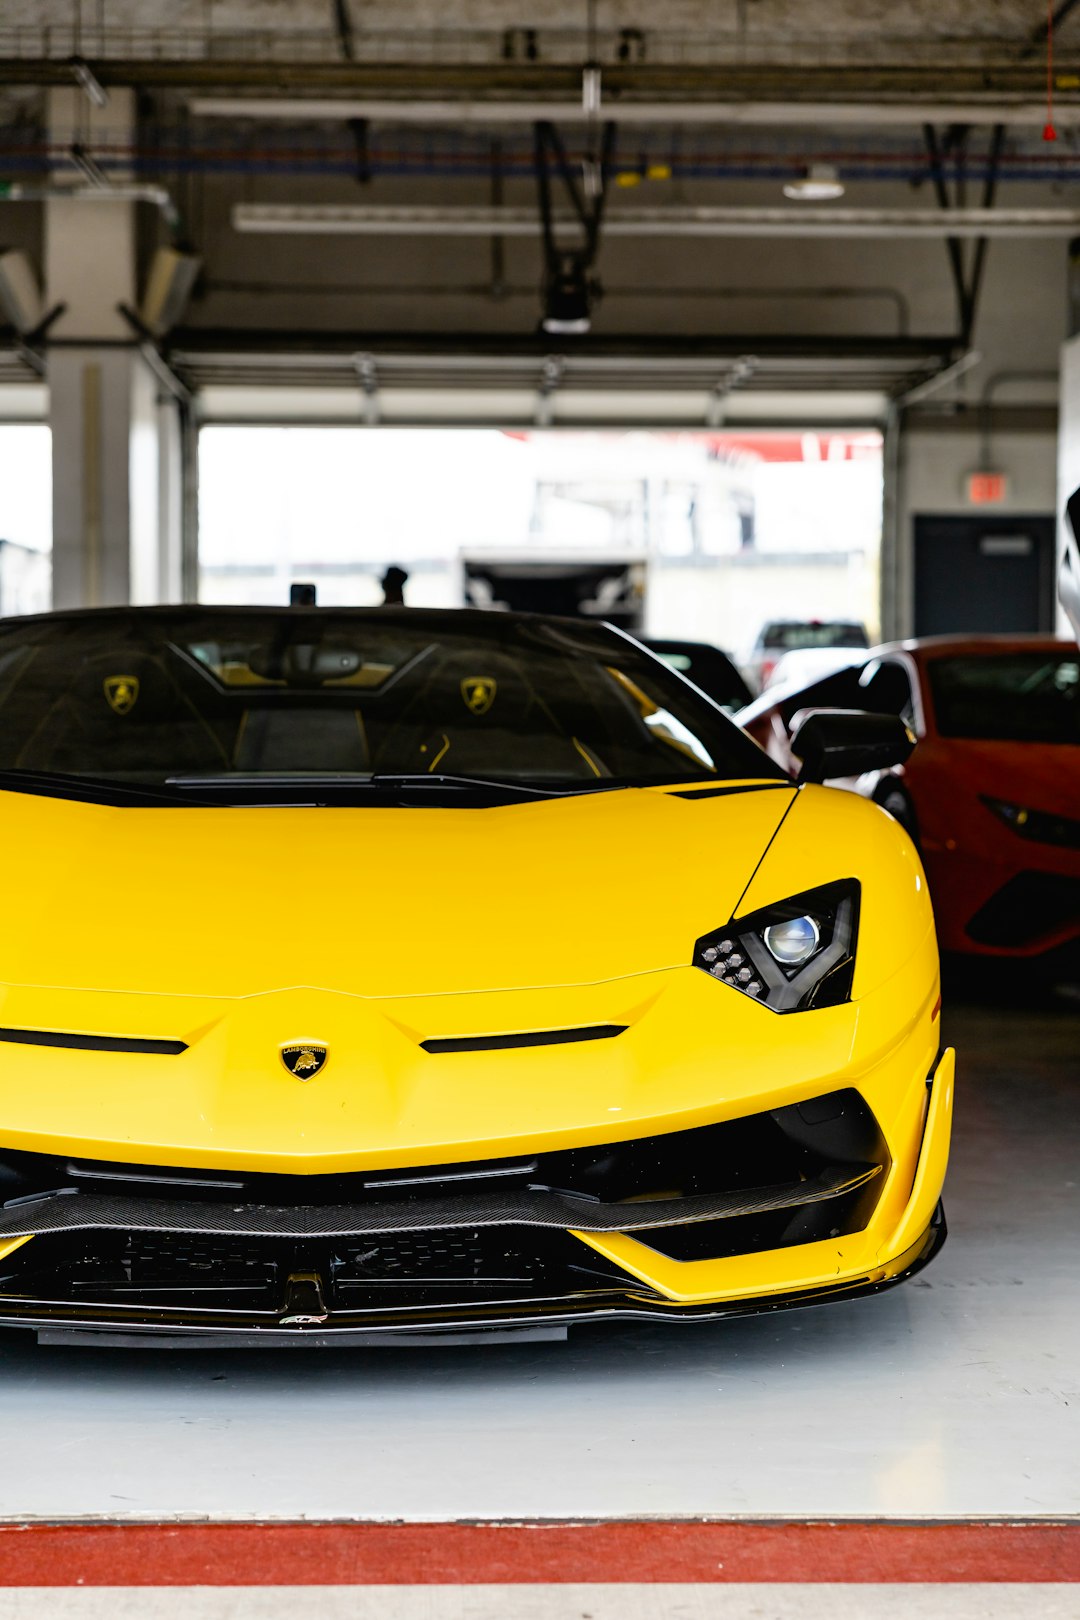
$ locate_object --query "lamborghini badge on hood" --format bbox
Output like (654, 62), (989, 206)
(280, 1043), (328, 1081)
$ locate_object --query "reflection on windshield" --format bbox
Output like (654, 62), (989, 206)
(0, 610), (778, 800)
(929, 652), (1080, 743)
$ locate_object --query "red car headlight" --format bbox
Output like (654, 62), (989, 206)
(981, 796), (1080, 851)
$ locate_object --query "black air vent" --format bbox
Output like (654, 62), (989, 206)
(420, 1024), (626, 1055)
(671, 783), (791, 800)
(0, 1028), (187, 1056)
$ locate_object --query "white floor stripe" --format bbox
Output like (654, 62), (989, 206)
(0, 1588), (1076, 1620)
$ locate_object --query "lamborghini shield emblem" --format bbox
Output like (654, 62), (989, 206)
(280, 1042), (328, 1082)
(461, 676), (497, 715)
(103, 675), (140, 715)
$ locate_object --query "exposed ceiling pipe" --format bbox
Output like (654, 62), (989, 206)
(69, 56), (109, 109)
(231, 202), (1080, 239)
(190, 96), (1080, 128)
(894, 349), (982, 407)
(6, 182), (177, 222)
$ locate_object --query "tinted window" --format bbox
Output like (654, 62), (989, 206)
(857, 659), (915, 720)
(646, 641), (752, 711)
(928, 651), (1080, 742)
(0, 609), (781, 802)
(761, 622), (868, 652)
(778, 664), (868, 726)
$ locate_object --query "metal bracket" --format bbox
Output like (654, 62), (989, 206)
(705, 356), (756, 426)
(116, 301), (195, 406)
(354, 350), (379, 424)
(923, 122), (1005, 348)
(535, 355), (563, 426)
(534, 118), (616, 294)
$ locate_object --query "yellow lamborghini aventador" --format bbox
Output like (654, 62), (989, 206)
(0, 606), (952, 1345)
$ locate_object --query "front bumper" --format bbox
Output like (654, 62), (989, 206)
(0, 1047), (954, 1344)
(924, 841), (1080, 959)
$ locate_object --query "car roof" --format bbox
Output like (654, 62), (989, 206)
(734, 630), (1077, 725)
(880, 632), (1074, 662)
(644, 637), (736, 658)
(0, 603), (612, 633)
(758, 618), (864, 633)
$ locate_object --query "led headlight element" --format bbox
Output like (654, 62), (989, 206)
(694, 880), (860, 1013)
(763, 913), (820, 965)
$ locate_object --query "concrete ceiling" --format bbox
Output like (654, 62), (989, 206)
(1, 0), (1076, 48)
(1, 0), (1079, 87)
(0, 1), (1077, 122)
(0, 1), (1072, 412)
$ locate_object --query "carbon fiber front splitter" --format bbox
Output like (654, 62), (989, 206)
(0, 1206), (946, 1347)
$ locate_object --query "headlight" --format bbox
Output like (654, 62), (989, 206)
(763, 914), (820, 965)
(981, 796), (1080, 850)
(693, 879), (860, 1013)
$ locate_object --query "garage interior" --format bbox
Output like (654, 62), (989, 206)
(0, 2), (1078, 1614)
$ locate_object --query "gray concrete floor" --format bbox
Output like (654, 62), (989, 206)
(0, 993), (1075, 1523)
(1, 1589), (1078, 1620)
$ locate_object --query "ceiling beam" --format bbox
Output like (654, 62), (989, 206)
(166, 329), (959, 363)
(4, 57), (1080, 112)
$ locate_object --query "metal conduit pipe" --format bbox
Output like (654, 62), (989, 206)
(4, 183), (179, 228)
(189, 97), (1080, 128)
(978, 368), (1060, 465)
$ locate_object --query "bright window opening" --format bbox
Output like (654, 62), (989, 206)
(0, 426), (52, 616)
(198, 426), (883, 669)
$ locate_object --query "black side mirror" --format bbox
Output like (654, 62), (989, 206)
(789, 708), (915, 785)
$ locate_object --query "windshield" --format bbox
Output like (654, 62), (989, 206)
(928, 650), (1080, 743)
(0, 608), (780, 802)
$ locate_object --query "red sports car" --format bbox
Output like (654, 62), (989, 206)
(738, 635), (1080, 961)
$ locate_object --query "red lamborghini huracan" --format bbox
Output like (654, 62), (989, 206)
(738, 634), (1080, 962)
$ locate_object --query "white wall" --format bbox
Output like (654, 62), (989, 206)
(892, 418), (1059, 638)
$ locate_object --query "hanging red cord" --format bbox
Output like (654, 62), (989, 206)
(1045, 0), (1058, 141)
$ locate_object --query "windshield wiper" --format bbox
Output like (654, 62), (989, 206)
(368, 772), (611, 798)
(0, 769), (216, 808)
(166, 771), (604, 799)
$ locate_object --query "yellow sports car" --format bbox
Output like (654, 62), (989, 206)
(0, 606), (952, 1345)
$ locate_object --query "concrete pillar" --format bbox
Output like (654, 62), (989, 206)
(44, 89), (184, 608)
(879, 406), (905, 643)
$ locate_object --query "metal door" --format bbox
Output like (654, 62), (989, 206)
(913, 514), (1056, 636)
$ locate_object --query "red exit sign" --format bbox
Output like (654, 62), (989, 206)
(967, 471), (1008, 505)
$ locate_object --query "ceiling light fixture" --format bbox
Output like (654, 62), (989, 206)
(783, 164), (846, 202)
(541, 253), (599, 335)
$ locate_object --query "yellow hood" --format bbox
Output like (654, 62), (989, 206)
(0, 781), (926, 1174)
(4, 782), (795, 1000)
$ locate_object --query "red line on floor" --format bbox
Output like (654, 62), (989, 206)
(0, 1521), (1078, 1586)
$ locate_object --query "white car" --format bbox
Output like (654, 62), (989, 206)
(743, 619), (869, 693)
(764, 645), (869, 691)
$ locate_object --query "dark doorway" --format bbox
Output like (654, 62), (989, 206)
(913, 514), (1056, 636)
